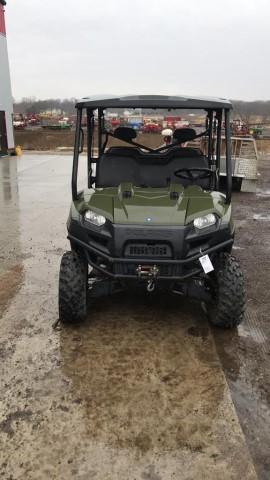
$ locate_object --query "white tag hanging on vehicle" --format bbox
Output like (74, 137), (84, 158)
(199, 255), (214, 274)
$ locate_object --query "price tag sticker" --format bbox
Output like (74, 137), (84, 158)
(199, 254), (214, 274)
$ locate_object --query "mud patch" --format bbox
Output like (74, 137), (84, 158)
(45, 247), (66, 256)
(0, 341), (16, 360)
(0, 410), (33, 437)
(141, 465), (162, 480)
(58, 295), (250, 472)
(0, 264), (24, 315)
(187, 325), (209, 340)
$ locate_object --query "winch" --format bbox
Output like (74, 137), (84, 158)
(136, 264), (159, 292)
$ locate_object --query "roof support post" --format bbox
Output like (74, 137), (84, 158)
(72, 108), (82, 201)
(98, 108), (104, 158)
(225, 109), (232, 204)
(207, 110), (213, 166)
(87, 109), (94, 188)
(215, 110), (222, 190)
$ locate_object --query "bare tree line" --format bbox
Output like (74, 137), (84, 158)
(13, 97), (77, 115)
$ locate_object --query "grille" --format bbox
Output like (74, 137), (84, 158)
(114, 263), (183, 276)
(124, 243), (172, 258)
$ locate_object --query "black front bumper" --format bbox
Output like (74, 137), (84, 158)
(68, 219), (233, 281)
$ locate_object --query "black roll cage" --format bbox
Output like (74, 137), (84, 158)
(72, 105), (232, 204)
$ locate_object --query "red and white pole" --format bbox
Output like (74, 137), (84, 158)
(0, 1), (15, 153)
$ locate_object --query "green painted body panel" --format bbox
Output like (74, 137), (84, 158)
(72, 184), (232, 227)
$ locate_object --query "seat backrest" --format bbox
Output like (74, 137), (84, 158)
(96, 147), (210, 189)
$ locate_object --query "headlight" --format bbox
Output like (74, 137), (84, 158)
(194, 213), (216, 230)
(84, 210), (106, 227)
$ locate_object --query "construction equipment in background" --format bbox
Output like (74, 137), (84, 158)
(13, 113), (26, 130)
(249, 125), (263, 139)
(41, 117), (72, 130)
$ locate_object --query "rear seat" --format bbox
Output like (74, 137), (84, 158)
(96, 147), (210, 189)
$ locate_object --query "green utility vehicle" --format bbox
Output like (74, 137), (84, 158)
(58, 95), (245, 328)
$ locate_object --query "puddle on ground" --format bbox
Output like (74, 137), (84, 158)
(212, 306), (270, 480)
(253, 213), (270, 221)
(256, 189), (270, 197)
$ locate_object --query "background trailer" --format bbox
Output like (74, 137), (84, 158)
(0, 0), (14, 155)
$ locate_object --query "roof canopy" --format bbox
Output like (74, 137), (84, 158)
(76, 95), (232, 110)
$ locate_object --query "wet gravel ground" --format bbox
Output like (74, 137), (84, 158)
(213, 155), (270, 480)
(0, 153), (269, 479)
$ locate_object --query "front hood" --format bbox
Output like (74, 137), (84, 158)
(79, 184), (230, 226)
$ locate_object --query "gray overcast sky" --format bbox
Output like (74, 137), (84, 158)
(5, 0), (270, 101)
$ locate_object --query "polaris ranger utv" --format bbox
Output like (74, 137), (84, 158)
(59, 95), (245, 328)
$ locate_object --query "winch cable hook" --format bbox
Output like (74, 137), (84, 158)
(147, 279), (155, 292)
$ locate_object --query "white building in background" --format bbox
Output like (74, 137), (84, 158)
(0, 0), (14, 155)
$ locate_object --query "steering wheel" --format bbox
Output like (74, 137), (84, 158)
(174, 168), (212, 182)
